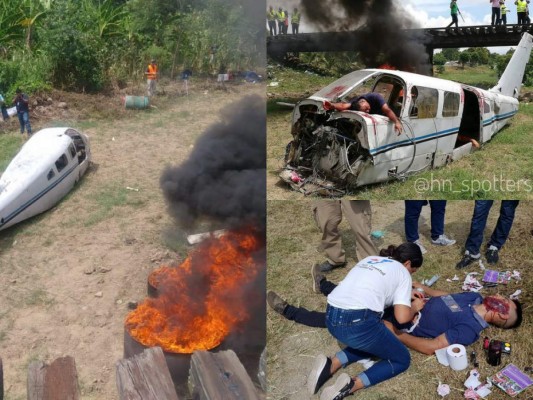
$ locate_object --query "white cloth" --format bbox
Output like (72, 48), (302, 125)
(327, 256), (412, 312)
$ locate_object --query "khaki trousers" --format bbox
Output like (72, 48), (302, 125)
(312, 200), (377, 265)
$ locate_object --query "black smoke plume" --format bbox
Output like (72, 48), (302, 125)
(301, 0), (430, 74)
(160, 94), (266, 231)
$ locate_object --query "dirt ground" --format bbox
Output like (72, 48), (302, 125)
(0, 79), (265, 400)
(267, 201), (533, 400)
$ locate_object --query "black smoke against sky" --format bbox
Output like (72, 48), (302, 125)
(300, 0), (430, 74)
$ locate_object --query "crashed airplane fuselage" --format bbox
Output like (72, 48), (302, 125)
(0, 127), (91, 231)
(281, 33), (533, 195)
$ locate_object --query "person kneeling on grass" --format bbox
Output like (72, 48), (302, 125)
(304, 243), (424, 400)
(268, 266), (522, 399)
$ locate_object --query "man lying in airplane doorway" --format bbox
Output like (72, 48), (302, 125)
(323, 92), (404, 135)
(268, 276), (522, 355)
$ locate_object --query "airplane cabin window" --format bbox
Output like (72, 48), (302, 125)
(411, 86), (438, 119)
(443, 92), (460, 117)
(483, 101), (491, 114)
(55, 154), (69, 173)
(47, 169), (55, 181)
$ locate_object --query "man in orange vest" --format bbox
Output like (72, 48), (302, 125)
(145, 59), (158, 96)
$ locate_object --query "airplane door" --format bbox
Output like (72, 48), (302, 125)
(434, 90), (462, 163)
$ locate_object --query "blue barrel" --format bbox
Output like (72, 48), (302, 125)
(124, 96), (150, 110)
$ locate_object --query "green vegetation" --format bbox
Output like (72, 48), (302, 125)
(84, 183), (146, 226)
(0, 135), (24, 171)
(0, 0), (263, 96)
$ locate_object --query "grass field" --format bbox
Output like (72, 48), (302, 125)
(267, 65), (533, 200)
(267, 200), (533, 400)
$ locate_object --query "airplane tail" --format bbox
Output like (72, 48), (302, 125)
(490, 33), (533, 98)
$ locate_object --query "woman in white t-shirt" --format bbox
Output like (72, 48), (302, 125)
(308, 243), (425, 400)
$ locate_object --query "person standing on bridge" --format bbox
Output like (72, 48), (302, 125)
(491, 0), (502, 25)
(515, 0), (530, 24)
(291, 7), (301, 34)
(277, 7), (285, 35)
(446, 0), (459, 28)
(500, 0), (508, 24)
(267, 6), (277, 36)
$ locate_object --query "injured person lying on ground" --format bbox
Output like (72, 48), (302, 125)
(268, 270), (522, 355)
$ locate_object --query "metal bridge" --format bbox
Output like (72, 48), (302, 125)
(267, 24), (533, 64)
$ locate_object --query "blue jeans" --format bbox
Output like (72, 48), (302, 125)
(326, 305), (410, 388)
(17, 111), (32, 134)
(465, 200), (519, 255)
(404, 200), (446, 242)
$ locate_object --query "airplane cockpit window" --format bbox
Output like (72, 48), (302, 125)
(55, 154), (69, 173)
(410, 86), (438, 119)
(443, 92), (460, 117)
(47, 169), (55, 181)
(372, 76), (405, 117)
(68, 143), (76, 159)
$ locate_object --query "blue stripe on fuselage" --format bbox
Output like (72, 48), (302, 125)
(370, 111), (516, 155)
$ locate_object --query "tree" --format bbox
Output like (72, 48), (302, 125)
(433, 52), (446, 66)
(441, 48), (460, 61)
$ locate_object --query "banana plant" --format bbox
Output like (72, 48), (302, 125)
(19, 0), (51, 50)
(82, 0), (128, 38)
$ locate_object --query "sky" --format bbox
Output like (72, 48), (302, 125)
(272, 0), (519, 54)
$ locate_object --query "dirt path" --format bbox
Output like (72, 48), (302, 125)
(0, 82), (265, 400)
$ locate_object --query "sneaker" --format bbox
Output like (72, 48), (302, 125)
(431, 234), (456, 246)
(485, 246), (499, 265)
(319, 261), (346, 273)
(307, 354), (333, 395)
(320, 373), (355, 400)
(266, 291), (287, 315)
(413, 240), (427, 254)
(312, 263), (325, 294)
(456, 251), (480, 269)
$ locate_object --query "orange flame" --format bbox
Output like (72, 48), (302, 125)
(125, 229), (262, 354)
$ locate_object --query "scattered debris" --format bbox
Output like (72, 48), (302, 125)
(511, 270), (521, 280)
(99, 267), (111, 273)
(116, 299), (123, 305)
(462, 273), (483, 292)
(127, 301), (138, 310)
(126, 187), (139, 192)
(509, 290), (522, 300)
(187, 229), (226, 245)
(423, 275), (440, 287)
(482, 270), (511, 285)
(94, 291), (103, 298)
(371, 230), (385, 239)
(268, 81), (279, 87)
(478, 259), (486, 271)
(437, 382), (450, 397)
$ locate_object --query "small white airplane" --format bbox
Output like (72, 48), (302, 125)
(280, 33), (533, 195)
(0, 127), (91, 231)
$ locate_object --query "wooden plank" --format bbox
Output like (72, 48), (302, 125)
(116, 346), (179, 400)
(190, 350), (261, 400)
(27, 357), (80, 400)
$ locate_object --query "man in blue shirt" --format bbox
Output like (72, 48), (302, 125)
(324, 92), (403, 135)
(268, 281), (522, 355)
